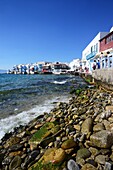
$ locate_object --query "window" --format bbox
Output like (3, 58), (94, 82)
(109, 36), (112, 42)
(109, 55), (112, 67)
(91, 46), (93, 52)
(106, 35), (113, 43)
(96, 43), (98, 52)
(112, 34), (113, 41)
(106, 37), (109, 43)
(102, 60), (104, 68)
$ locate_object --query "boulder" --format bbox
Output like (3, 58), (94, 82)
(43, 148), (66, 164)
(81, 117), (93, 134)
(90, 130), (113, 148)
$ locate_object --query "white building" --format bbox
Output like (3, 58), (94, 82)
(82, 32), (108, 72)
(69, 59), (81, 71)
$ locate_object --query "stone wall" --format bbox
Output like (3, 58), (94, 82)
(91, 68), (113, 91)
(92, 68), (113, 85)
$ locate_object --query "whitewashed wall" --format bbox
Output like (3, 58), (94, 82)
(92, 68), (113, 85)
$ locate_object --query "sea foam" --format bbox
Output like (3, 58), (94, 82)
(52, 80), (67, 84)
(0, 95), (69, 140)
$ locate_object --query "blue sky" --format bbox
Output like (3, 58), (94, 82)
(0, 0), (113, 69)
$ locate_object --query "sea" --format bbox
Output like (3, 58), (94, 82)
(0, 73), (87, 140)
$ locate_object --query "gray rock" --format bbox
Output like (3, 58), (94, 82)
(67, 159), (80, 170)
(90, 130), (113, 148)
(104, 162), (112, 170)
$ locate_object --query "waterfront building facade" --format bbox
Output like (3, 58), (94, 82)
(69, 59), (81, 71)
(42, 62), (52, 74)
(51, 62), (70, 74)
(8, 61), (70, 75)
(99, 27), (113, 68)
(82, 32), (108, 73)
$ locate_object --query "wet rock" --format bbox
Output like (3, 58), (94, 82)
(16, 131), (26, 138)
(23, 150), (40, 167)
(8, 144), (23, 152)
(29, 122), (57, 150)
(9, 156), (21, 170)
(40, 135), (55, 148)
(34, 123), (43, 129)
(90, 130), (113, 148)
(4, 136), (20, 148)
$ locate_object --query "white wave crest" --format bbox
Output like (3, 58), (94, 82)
(52, 80), (67, 84)
(0, 95), (69, 141)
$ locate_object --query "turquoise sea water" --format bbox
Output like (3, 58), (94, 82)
(0, 74), (87, 139)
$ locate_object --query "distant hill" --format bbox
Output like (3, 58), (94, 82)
(0, 69), (7, 73)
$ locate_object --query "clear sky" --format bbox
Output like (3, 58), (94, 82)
(0, 0), (113, 69)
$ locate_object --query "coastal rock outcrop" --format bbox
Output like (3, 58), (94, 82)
(1, 87), (113, 169)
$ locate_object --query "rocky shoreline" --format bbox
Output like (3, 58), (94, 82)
(1, 86), (113, 170)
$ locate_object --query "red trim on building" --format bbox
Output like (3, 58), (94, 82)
(100, 31), (113, 51)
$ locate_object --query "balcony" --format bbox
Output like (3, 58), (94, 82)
(86, 51), (97, 60)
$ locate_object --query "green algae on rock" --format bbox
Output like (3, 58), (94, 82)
(29, 122), (58, 150)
